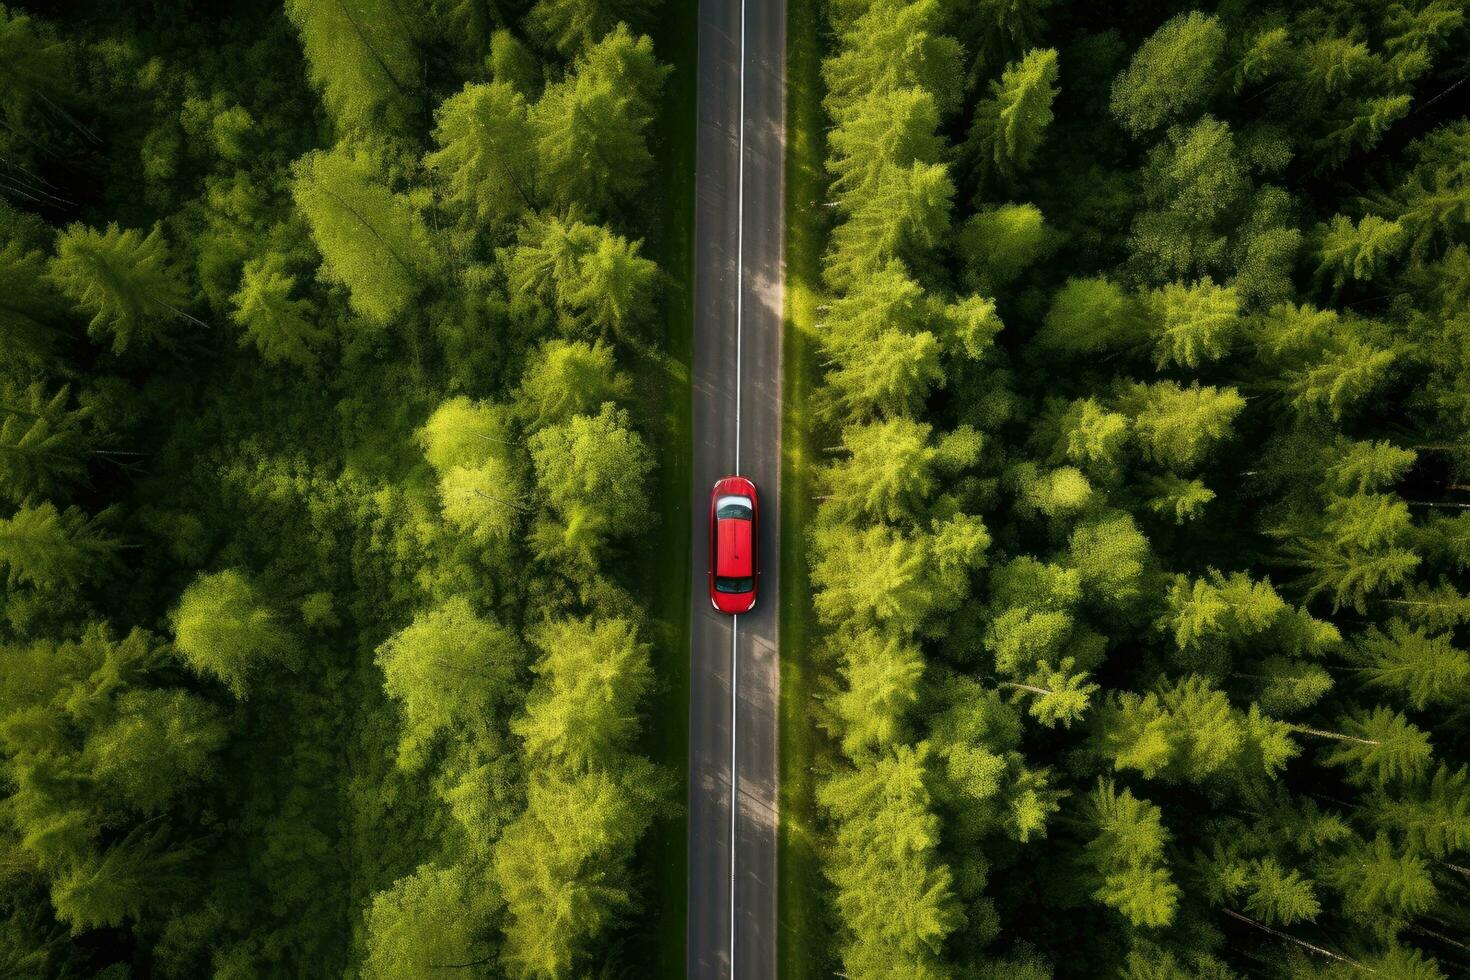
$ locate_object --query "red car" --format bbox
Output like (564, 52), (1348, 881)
(709, 476), (758, 614)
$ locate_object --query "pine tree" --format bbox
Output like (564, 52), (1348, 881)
(170, 569), (293, 697)
(230, 256), (327, 368)
(284, 0), (419, 133)
(1081, 779), (1179, 928)
(47, 223), (193, 353)
(1034, 276), (1146, 358)
(828, 628), (925, 757)
(1109, 11), (1225, 134)
(824, 419), (979, 524)
(0, 241), (62, 365)
(0, 501), (117, 588)
(48, 826), (194, 932)
(955, 204), (1048, 296)
(83, 688), (226, 815)
(362, 863), (492, 980)
(515, 617), (652, 771)
(527, 0), (655, 57)
(516, 339), (630, 428)
(1003, 657), (1097, 728)
(817, 745), (961, 980)
(527, 404), (653, 563)
(822, 0), (963, 119)
(1325, 834), (1436, 934)
(1353, 619), (1470, 709)
(376, 596), (520, 767)
(1370, 765), (1470, 860)
(530, 25), (668, 214)
(825, 161), (954, 290)
(426, 81), (536, 229)
(828, 86), (943, 208)
(0, 382), (87, 503)
(967, 48), (1058, 184)
(1318, 214), (1406, 286)
(1147, 277), (1239, 370)
(291, 148), (435, 325)
(1123, 380), (1245, 470)
(1304, 707), (1433, 786)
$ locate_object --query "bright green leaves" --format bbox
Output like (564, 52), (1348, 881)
(516, 617), (652, 771)
(376, 597), (521, 768)
(823, 419), (980, 524)
(0, 501), (117, 589)
(516, 338), (629, 428)
(1352, 619), (1470, 710)
(1318, 214), (1407, 286)
(1110, 12), (1225, 134)
(1308, 707), (1433, 787)
(1096, 676), (1297, 786)
(291, 148), (436, 325)
(1082, 779), (1179, 928)
(495, 615), (664, 978)
(968, 48), (1058, 185)
(527, 0), (655, 57)
(362, 864), (494, 980)
(171, 569), (293, 697)
(427, 81), (536, 230)
(1122, 380), (1244, 470)
(527, 404), (653, 567)
(817, 744), (961, 980)
(230, 256), (328, 368)
(1035, 276), (1145, 358)
(419, 397), (524, 544)
(48, 223), (193, 353)
(285, 0), (419, 134)
(530, 25), (668, 214)
(1147, 277), (1240, 370)
(505, 213), (659, 340)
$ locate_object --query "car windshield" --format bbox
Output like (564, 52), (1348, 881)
(715, 575), (754, 594)
(716, 495), (752, 520)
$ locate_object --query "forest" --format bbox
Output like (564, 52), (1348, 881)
(4, 0), (1470, 978)
(799, 0), (1470, 978)
(1, 0), (683, 976)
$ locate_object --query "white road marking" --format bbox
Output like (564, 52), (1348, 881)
(730, 614), (739, 979)
(731, 0), (746, 975)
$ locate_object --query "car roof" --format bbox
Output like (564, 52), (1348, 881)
(716, 516), (753, 577)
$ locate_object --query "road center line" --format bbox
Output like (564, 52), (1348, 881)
(730, 614), (739, 979)
(731, 0), (746, 976)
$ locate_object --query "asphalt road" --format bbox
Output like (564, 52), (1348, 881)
(686, 0), (786, 977)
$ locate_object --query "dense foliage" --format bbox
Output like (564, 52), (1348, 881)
(804, 0), (1470, 977)
(0, 0), (678, 976)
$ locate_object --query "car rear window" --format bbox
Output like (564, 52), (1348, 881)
(715, 575), (754, 594)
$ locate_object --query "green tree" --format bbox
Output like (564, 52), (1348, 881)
(230, 256), (328, 368)
(823, 419), (980, 523)
(516, 339), (630, 428)
(967, 47), (1058, 184)
(527, 404), (653, 563)
(1122, 380), (1245, 470)
(1034, 276), (1146, 357)
(285, 0), (419, 133)
(827, 628), (925, 757)
(1303, 707), (1433, 786)
(0, 501), (117, 588)
(0, 382), (87, 503)
(362, 863), (495, 980)
(530, 25), (668, 214)
(527, 0), (655, 56)
(426, 81), (536, 229)
(376, 597), (521, 767)
(1353, 619), (1469, 709)
(291, 148), (436, 325)
(0, 241), (62, 365)
(1081, 779), (1179, 928)
(817, 745), (961, 980)
(956, 203), (1048, 295)
(515, 617), (652, 771)
(1148, 278), (1239, 370)
(47, 223), (193, 354)
(505, 214), (659, 339)
(170, 569), (293, 697)
(1110, 12), (1225, 134)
